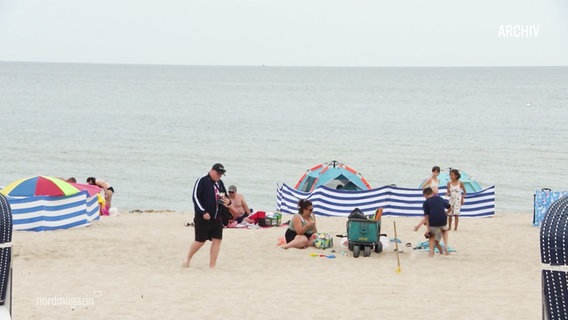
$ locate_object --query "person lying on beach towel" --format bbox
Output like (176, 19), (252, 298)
(225, 211), (264, 228)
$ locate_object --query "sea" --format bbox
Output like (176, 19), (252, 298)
(1, 62), (567, 214)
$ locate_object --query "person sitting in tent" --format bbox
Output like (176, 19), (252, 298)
(226, 185), (251, 226)
(280, 199), (317, 249)
(420, 166), (441, 194)
(87, 177), (115, 208)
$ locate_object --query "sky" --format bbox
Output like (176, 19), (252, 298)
(0, 0), (567, 67)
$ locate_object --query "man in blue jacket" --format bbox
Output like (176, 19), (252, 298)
(183, 163), (232, 268)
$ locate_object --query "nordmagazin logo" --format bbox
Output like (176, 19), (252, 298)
(498, 24), (540, 38)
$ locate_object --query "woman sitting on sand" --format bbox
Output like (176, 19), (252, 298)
(280, 199), (317, 249)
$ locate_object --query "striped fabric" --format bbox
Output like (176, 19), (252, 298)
(540, 195), (568, 319)
(7, 190), (100, 231)
(0, 194), (12, 308)
(276, 183), (495, 218)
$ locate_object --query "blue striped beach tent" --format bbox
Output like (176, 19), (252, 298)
(540, 195), (568, 319)
(420, 167), (482, 194)
(294, 160), (372, 192)
(0, 193), (12, 319)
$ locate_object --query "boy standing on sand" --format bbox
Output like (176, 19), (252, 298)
(415, 187), (452, 256)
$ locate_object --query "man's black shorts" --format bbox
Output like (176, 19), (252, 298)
(194, 218), (223, 242)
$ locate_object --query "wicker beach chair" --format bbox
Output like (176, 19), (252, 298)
(540, 195), (568, 320)
(0, 194), (13, 319)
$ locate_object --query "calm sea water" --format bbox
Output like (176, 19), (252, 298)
(1, 62), (567, 214)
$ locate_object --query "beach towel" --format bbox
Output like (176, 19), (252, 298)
(413, 241), (456, 253)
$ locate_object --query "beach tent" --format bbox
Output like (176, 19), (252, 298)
(540, 195), (568, 319)
(0, 193), (13, 319)
(277, 183), (495, 218)
(0, 176), (100, 231)
(294, 161), (372, 192)
(420, 168), (482, 194)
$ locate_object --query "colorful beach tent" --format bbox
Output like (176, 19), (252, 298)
(294, 161), (372, 192)
(540, 195), (568, 318)
(1, 176), (100, 231)
(420, 168), (482, 194)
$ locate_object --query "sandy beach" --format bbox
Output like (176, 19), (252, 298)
(13, 211), (541, 320)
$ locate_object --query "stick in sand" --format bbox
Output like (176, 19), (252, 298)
(394, 221), (401, 273)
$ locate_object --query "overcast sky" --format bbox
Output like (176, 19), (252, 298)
(0, 0), (567, 66)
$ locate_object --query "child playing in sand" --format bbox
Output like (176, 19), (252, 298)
(446, 169), (466, 231)
(414, 187), (451, 256)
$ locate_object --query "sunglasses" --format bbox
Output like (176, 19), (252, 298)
(307, 208), (313, 212)
(228, 191), (235, 194)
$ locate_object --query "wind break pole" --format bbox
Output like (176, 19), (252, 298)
(394, 221), (401, 273)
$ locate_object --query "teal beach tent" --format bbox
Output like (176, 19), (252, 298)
(294, 160), (372, 192)
(420, 167), (482, 193)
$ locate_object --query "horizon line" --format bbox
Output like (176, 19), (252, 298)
(1, 59), (567, 68)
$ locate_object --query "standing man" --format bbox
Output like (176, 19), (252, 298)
(86, 177), (115, 208)
(416, 187), (451, 257)
(182, 163), (232, 269)
(227, 185), (251, 224)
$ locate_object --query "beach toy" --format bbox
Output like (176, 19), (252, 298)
(109, 207), (119, 216)
(373, 208), (383, 221)
(309, 253), (318, 257)
(100, 204), (109, 216)
(393, 221), (401, 273)
(97, 193), (105, 205)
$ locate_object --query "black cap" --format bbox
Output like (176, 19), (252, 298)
(212, 163), (226, 174)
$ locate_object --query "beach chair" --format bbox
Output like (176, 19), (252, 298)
(0, 194), (13, 319)
(540, 195), (568, 320)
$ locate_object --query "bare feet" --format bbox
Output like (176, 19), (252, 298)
(181, 262), (189, 268)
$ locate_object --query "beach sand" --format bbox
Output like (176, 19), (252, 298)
(13, 212), (540, 320)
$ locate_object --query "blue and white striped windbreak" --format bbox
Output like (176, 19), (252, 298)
(7, 190), (100, 231)
(277, 183), (495, 218)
